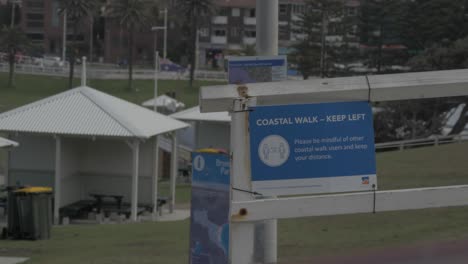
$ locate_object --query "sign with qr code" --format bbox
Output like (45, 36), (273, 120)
(227, 56), (287, 84)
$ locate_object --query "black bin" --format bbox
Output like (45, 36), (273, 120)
(8, 187), (52, 240)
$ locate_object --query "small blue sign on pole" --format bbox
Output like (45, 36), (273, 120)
(227, 56), (287, 84)
(189, 152), (230, 264)
(249, 101), (377, 196)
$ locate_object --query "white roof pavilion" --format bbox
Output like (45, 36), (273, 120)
(0, 86), (189, 223)
(0, 86), (187, 138)
(142, 95), (185, 113)
(0, 137), (18, 148)
(171, 106), (230, 123)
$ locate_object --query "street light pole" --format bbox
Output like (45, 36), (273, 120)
(255, 1), (279, 263)
(195, 29), (199, 72)
(62, 10), (67, 62)
(10, 0), (21, 27)
(154, 51), (159, 112)
(10, 2), (15, 27)
(162, 8), (168, 60)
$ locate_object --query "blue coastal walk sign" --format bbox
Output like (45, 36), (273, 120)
(249, 101), (377, 196)
(189, 152), (230, 264)
(227, 55), (287, 84)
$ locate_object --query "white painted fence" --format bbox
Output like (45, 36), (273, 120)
(0, 62), (228, 81)
(232, 185), (468, 222)
(376, 134), (468, 151)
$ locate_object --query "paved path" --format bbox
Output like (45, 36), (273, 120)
(0, 257), (28, 264)
(283, 239), (468, 264)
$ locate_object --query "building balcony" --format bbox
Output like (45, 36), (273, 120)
(244, 17), (256, 25)
(243, 37), (256, 45)
(326, 35), (343, 42)
(211, 36), (227, 44)
(212, 16), (228, 24)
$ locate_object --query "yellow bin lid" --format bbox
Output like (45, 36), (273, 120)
(196, 148), (228, 155)
(14, 187), (52, 193)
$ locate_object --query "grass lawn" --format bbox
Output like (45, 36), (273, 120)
(0, 73), (224, 113)
(0, 143), (467, 263)
(158, 182), (191, 205)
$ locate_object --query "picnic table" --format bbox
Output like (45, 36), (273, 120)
(89, 193), (169, 216)
(89, 194), (123, 214)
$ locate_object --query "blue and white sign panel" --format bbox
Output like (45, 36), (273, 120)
(249, 101), (377, 196)
(190, 152), (230, 264)
(228, 55), (287, 84)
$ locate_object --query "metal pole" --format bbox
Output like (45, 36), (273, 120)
(152, 135), (160, 218)
(169, 132), (178, 213)
(54, 136), (62, 225)
(89, 16), (94, 63)
(195, 29), (199, 72)
(230, 98), (255, 264)
(10, 1), (15, 28)
(256, 0), (278, 263)
(256, 0), (278, 56)
(163, 8), (168, 60)
(154, 51), (159, 111)
(81, 56), (87, 86)
(130, 140), (140, 222)
(62, 10), (67, 62)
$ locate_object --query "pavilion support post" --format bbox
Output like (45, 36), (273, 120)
(169, 132), (178, 213)
(130, 139), (140, 222)
(152, 136), (160, 218)
(54, 136), (62, 225)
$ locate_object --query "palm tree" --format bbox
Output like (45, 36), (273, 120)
(178, 0), (214, 88)
(0, 26), (30, 88)
(58, 0), (96, 89)
(109, 0), (150, 92)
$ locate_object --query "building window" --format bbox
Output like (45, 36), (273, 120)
(231, 27), (240, 37)
(26, 13), (44, 20)
(347, 7), (357, 16)
(25, 0), (44, 8)
(214, 29), (226, 37)
(245, 8), (255, 18)
(26, 13), (44, 28)
(244, 30), (256, 38)
(27, 33), (44, 40)
(232, 8), (240, 17)
(218, 7), (229, 16)
(291, 4), (305, 14)
(279, 4), (287, 15)
(199, 28), (209, 37)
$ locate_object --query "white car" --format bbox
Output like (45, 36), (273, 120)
(34, 56), (66, 67)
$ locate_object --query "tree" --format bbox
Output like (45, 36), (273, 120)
(402, 0), (468, 52)
(109, 0), (150, 92)
(407, 36), (468, 135)
(0, 26), (30, 88)
(59, 0), (96, 89)
(360, 0), (410, 73)
(178, 0), (214, 88)
(291, 0), (346, 78)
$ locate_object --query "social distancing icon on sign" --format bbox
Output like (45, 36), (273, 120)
(258, 135), (290, 167)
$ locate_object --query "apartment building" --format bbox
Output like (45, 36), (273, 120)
(16, 0), (94, 57)
(198, 0), (362, 69)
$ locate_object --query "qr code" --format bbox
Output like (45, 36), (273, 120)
(245, 67), (273, 82)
